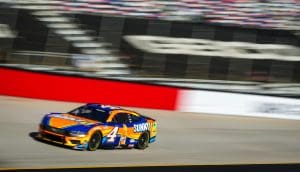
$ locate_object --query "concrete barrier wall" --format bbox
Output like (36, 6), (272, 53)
(1, 67), (300, 120)
(0, 67), (178, 110)
(178, 90), (300, 120)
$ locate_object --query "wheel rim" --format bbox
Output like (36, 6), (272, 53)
(139, 133), (148, 148)
(89, 133), (100, 150)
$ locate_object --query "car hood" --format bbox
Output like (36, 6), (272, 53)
(42, 113), (100, 130)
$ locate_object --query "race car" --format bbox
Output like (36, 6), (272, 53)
(37, 103), (157, 151)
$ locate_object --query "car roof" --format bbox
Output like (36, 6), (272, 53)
(85, 103), (123, 113)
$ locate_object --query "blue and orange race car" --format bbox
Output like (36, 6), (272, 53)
(38, 103), (157, 151)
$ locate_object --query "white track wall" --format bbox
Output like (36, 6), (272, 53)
(177, 90), (300, 120)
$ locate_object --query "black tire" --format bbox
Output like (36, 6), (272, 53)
(136, 132), (149, 149)
(88, 131), (102, 151)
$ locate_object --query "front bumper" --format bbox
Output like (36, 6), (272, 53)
(38, 128), (89, 150)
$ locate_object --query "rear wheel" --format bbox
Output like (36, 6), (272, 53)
(88, 131), (102, 151)
(136, 132), (149, 149)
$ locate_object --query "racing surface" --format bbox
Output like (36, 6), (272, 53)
(1, 95), (300, 169)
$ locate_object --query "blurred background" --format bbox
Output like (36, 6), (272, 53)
(0, 0), (299, 97)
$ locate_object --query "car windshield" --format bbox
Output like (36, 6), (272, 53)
(68, 106), (109, 123)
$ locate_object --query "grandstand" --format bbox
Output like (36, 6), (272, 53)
(0, 0), (299, 83)
(60, 0), (300, 31)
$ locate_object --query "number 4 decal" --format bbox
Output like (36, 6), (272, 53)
(107, 127), (119, 142)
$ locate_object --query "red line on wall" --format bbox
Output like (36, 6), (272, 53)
(0, 67), (178, 110)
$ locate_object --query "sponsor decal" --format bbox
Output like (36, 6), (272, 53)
(257, 103), (300, 116)
(134, 123), (150, 132)
(100, 105), (120, 110)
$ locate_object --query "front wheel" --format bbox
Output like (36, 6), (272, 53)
(136, 132), (149, 149)
(88, 131), (102, 151)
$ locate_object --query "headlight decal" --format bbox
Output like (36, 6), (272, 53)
(68, 131), (87, 137)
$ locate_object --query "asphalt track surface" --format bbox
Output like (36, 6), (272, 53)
(1, 96), (300, 169)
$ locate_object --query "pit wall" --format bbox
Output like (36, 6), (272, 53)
(1, 67), (300, 120)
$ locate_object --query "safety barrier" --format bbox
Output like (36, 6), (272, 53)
(0, 67), (178, 110)
(178, 90), (300, 120)
(1, 67), (300, 120)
